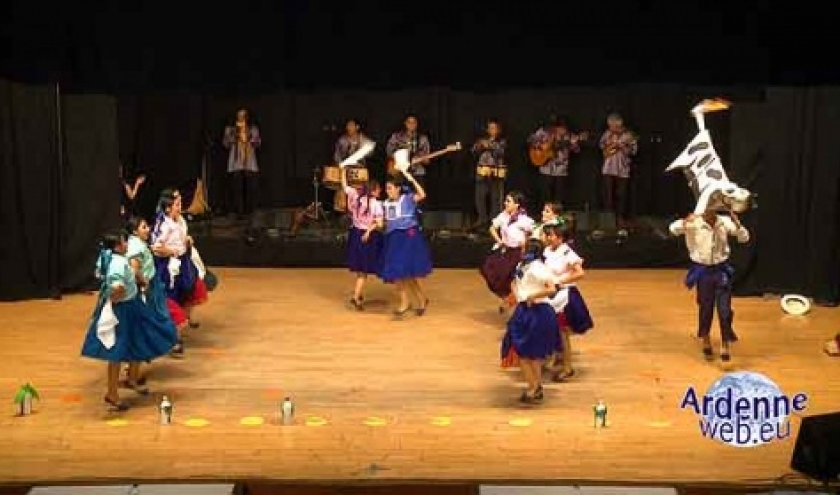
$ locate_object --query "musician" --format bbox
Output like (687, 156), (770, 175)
(598, 113), (637, 236)
(334, 118), (373, 166)
(386, 114), (431, 189)
(223, 109), (261, 219)
(471, 119), (507, 228)
(528, 118), (581, 209)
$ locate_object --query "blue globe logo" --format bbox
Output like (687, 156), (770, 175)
(680, 371), (808, 448)
(704, 372), (786, 448)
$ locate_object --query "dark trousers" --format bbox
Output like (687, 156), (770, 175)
(538, 174), (567, 209)
(696, 269), (738, 343)
(475, 178), (504, 225)
(228, 170), (258, 216)
(602, 174), (629, 228)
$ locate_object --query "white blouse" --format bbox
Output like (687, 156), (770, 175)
(512, 260), (554, 304)
(492, 211), (535, 248)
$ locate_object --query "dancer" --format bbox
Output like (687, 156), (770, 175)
(543, 224), (593, 381)
(669, 210), (750, 362)
(152, 195), (209, 356)
(500, 238), (561, 404)
(80, 230), (178, 411)
(376, 170), (432, 318)
(126, 216), (188, 359)
(480, 191), (535, 313)
(342, 166), (384, 310)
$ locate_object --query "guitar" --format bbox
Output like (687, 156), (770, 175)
(386, 142), (462, 176)
(529, 131), (591, 167)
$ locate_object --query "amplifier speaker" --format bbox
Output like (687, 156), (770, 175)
(790, 411), (840, 482)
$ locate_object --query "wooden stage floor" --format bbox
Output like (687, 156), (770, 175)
(1, 268), (839, 489)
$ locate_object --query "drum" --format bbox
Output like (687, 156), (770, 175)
(322, 165), (342, 190)
(495, 166), (507, 179)
(346, 166), (369, 186)
(334, 188), (347, 212)
(476, 165), (493, 178)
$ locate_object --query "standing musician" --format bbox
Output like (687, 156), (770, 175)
(471, 119), (507, 228)
(528, 118), (582, 210)
(223, 109), (261, 219)
(386, 114), (431, 189)
(333, 118), (374, 211)
(597, 112), (637, 236)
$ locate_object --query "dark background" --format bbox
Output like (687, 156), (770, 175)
(1, 1), (838, 303)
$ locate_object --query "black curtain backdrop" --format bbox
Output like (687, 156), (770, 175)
(61, 93), (121, 291)
(0, 79), (61, 300)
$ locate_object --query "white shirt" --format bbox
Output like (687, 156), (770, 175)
(669, 215), (750, 265)
(512, 260), (554, 304)
(492, 211), (535, 248)
(544, 243), (583, 313)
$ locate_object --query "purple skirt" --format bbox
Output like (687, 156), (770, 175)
(347, 227), (383, 274)
(479, 247), (522, 298)
(501, 302), (561, 360)
(378, 227), (432, 283)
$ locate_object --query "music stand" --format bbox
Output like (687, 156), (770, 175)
(305, 167), (330, 225)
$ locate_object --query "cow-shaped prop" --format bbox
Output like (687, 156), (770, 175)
(665, 99), (755, 214)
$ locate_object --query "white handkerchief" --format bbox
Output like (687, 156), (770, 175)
(191, 246), (206, 279)
(548, 286), (570, 314)
(167, 257), (181, 288)
(339, 141), (376, 167)
(393, 149), (410, 172)
(96, 300), (119, 349)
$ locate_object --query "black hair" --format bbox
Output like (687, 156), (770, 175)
(125, 216), (147, 235)
(543, 223), (573, 242)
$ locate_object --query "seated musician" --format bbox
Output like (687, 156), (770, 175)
(528, 117), (581, 209)
(472, 119), (507, 228)
(386, 114), (431, 190)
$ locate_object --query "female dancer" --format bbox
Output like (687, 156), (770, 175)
(126, 216), (188, 359)
(342, 167), (384, 310)
(376, 170), (432, 317)
(479, 191), (535, 313)
(543, 223), (593, 380)
(500, 238), (561, 404)
(152, 195), (208, 356)
(81, 230), (178, 410)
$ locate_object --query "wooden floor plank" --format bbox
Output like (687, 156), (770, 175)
(0, 268), (838, 488)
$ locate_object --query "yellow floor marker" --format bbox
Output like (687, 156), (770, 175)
(508, 417), (532, 427)
(105, 419), (129, 427)
(305, 416), (328, 426)
(431, 416), (451, 426)
(184, 418), (209, 427)
(363, 416), (389, 426)
(240, 416), (264, 426)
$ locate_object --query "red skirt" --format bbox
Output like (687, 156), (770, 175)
(165, 298), (189, 326)
(184, 278), (208, 307)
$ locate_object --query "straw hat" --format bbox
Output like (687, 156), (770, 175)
(780, 294), (811, 316)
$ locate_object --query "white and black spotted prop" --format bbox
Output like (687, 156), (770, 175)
(665, 99), (755, 214)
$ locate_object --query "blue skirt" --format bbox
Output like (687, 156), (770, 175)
(378, 227), (432, 283)
(154, 250), (199, 303)
(81, 294), (178, 363)
(501, 302), (561, 360)
(347, 227), (383, 274)
(143, 275), (170, 321)
(563, 287), (594, 335)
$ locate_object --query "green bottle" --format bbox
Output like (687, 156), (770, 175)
(593, 400), (607, 428)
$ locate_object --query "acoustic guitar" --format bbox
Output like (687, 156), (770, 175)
(529, 131), (591, 167)
(386, 142), (462, 176)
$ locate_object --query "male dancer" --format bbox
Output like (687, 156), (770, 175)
(669, 210), (750, 362)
